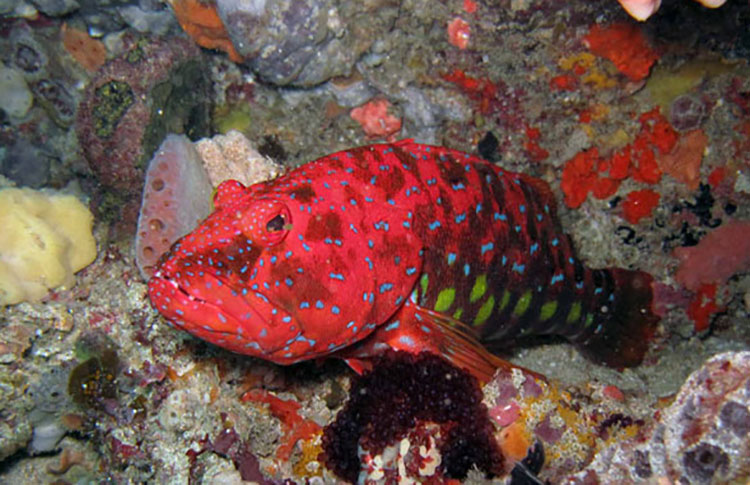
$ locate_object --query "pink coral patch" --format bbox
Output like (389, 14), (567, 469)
(657, 129), (707, 190)
(489, 401), (521, 427)
(673, 220), (750, 292)
(447, 17), (470, 49)
(350, 99), (402, 141)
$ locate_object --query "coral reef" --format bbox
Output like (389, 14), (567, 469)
(2, 1), (750, 484)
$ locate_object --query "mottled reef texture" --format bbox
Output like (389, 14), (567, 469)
(1, 0), (750, 484)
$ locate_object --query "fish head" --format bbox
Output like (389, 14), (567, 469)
(149, 170), (423, 364)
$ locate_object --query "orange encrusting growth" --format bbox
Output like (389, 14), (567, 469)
(524, 125), (549, 162)
(560, 108), (681, 227)
(656, 129), (708, 190)
(621, 189), (660, 224)
(583, 22), (660, 82)
(447, 17), (471, 49)
(61, 23), (107, 72)
(168, 0), (242, 62)
(687, 283), (722, 332)
(241, 389), (322, 461)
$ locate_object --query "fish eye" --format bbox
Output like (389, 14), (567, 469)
(266, 214), (286, 232)
(238, 199), (291, 247)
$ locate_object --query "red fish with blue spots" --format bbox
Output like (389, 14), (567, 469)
(148, 140), (658, 380)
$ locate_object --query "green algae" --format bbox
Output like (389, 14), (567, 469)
(213, 102), (253, 134)
(644, 57), (738, 111)
(92, 80), (134, 139)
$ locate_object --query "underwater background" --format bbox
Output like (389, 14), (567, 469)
(1, 0), (750, 483)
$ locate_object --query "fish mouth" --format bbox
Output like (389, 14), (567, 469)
(149, 270), (294, 355)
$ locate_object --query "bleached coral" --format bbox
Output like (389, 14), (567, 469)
(195, 130), (284, 188)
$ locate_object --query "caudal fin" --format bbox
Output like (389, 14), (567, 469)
(573, 268), (659, 368)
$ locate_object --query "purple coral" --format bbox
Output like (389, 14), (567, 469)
(320, 351), (503, 483)
(669, 94), (706, 132)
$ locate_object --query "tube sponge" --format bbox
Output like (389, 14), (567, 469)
(0, 188), (97, 306)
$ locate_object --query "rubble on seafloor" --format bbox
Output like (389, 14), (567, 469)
(1, 0), (750, 483)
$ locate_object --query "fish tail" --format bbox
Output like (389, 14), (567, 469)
(569, 268), (659, 368)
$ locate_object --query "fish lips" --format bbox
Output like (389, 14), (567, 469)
(148, 271), (298, 358)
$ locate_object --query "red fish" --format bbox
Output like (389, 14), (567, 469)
(148, 140), (658, 380)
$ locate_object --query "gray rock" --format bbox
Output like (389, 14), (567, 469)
(216, 0), (399, 87)
(28, 0), (79, 16)
(1, 141), (51, 188)
(0, 66), (33, 120)
(118, 3), (178, 35)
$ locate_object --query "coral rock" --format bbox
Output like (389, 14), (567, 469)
(566, 351), (750, 484)
(215, 0), (399, 87)
(194, 130), (283, 188)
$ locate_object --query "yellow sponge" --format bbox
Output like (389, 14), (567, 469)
(0, 188), (97, 306)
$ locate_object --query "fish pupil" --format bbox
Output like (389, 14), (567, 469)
(266, 214), (286, 232)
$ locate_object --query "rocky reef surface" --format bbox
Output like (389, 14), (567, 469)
(1, 0), (750, 483)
